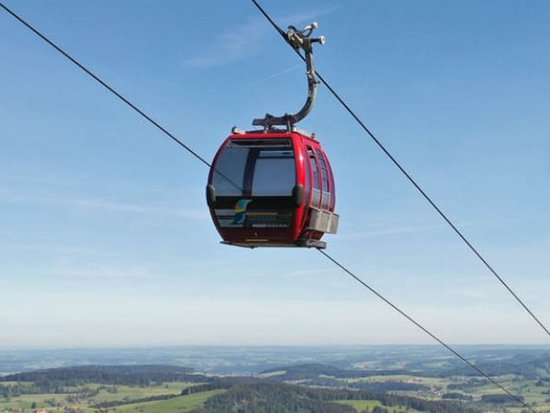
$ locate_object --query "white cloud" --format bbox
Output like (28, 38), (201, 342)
(53, 262), (154, 280)
(0, 190), (208, 220)
(277, 6), (340, 29)
(0, 243), (108, 257)
(183, 16), (267, 68)
(284, 267), (335, 279)
(340, 223), (445, 240)
(183, 6), (338, 68)
(74, 198), (209, 220)
(249, 64), (302, 86)
(0, 260), (155, 281)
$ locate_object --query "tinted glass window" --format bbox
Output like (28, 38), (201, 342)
(212, 143), (248, 196)
(308, 148), (320, 189)
(304, 147), (311, 200)
(316, 150), (330, 192)
(307, 147), (321, 207)
(212, 139), (295, 197)
(252, 149), (295, 196)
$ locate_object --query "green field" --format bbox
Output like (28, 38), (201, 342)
(93, 381), (189, 402)
(335, 399), (424, 413)
(114, 390), (225, 413)
(1, 392), (70, 412)
(328, 374), (550, 413)
(3, 359), (550, 413)
(0, 382), (216, 413)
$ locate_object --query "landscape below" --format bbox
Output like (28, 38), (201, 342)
(1, 346), (549, 413)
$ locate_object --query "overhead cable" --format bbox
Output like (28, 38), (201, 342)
(0, 4), (537, 410)
(249, 0), (550, 339)
(0, 1), (212, 169)
(318, 249), (532, 411)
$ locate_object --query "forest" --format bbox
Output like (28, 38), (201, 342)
(0, 364), (484, 413)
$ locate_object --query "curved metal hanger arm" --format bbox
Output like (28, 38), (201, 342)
(253, 22), (325, 130)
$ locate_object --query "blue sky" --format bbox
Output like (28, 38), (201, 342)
(1, 0), (549, 347)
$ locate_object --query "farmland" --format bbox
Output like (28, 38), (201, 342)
(1, 347), (550, 412)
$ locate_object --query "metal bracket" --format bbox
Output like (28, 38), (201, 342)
(253, 22), (325, 130)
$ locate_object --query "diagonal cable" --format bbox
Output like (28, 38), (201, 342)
(318, 249), (533, 412)
(0, 1), (249, 192)
(250, 0), (550, 338)
(0, 1), (211, 169)
(0, 3), (538, 408)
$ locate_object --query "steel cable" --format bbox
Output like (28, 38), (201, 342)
(0, 3), (539, 410)
(249, 0), (550, 339)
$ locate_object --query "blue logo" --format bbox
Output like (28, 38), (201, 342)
(233, 199), (253, 224)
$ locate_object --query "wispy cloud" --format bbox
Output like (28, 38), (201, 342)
(183, 6), (339, 69)
(284, 267), (335, 279)
(0, 243), (109, 257)
(54, 263), (154, 280)
(0, 191), (208, 220)
(340, 223), (445, 240)
(73, 199), (151, 213)
(250, 64), (302, 86)
(77, 199), (209, 220)
(446, 287), (491, 301)
(0, 260), (155, 281)
(184, 16), (267, 68)
(277, 6), (339, 28)
(72, 198), (208, 219)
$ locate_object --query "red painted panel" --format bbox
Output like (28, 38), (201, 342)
(207, 130), (335, 247)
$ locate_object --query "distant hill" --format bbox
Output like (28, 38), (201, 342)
(259, 363), (411, 380)
(195, 381), (478, 413)
(259, 354), (550, 382)
(259, 363), (354, 379)
(258, 363), (429, 393)
(195, 382), (354, 413)
(439, 355), (550, 379)
(0, 364), (209, 385)
(0, 364), (480, 413)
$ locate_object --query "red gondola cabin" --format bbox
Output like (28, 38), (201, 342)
(207, 22), (336, 247)
(206, 129), (338, 248)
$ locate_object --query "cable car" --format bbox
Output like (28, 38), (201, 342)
(206, 22), (339, 249)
